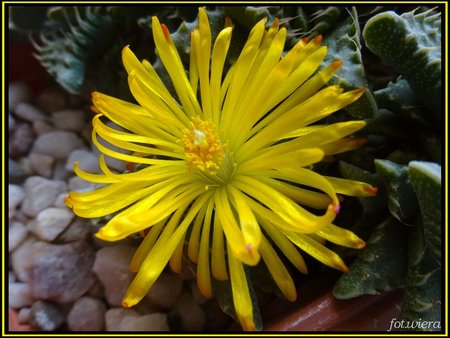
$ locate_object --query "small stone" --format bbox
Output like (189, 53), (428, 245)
(118, 313), (170, 331)
(105, 308), (140, 331)
(9, 221), (29, 252)
(29, 301), (65, 331)
(52, 159), (71, 181)
(53, 192), (67, 208)
(9, 82), (31, 111)
(21, 176), (67, 217)
(11, 236), (38, 282)
(14, 103), (48, 122)
(33, 207), (74, 241)
(18, 307), (31, 324)
(9, 123), (35, 158)
(173, 291), (206, 331)
(68, 176), (103, 193)
(55, 217), (91, 243)
(9, 282), (34, 309)
(28, 152), (54, 178)
(66, 149), (100, 173)
(30, 241), (95, 303)
(36, 86), (67, 114)
(86, 278), (105, 299)
(147, 272), (184, 309)
(67, 297), (107, 331)
(52, 109), (86, 132)
(9, 184), (25, 211)
(33, 119), (55, 135)
(32, 131), (84, 160)
(9, 158), (27, 184)
(92, 245), (136, 306)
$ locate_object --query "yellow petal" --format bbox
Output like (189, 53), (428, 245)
(227, 242), (255, 331)
(317, 223), (366, 249)
(197, 198), (214, 299)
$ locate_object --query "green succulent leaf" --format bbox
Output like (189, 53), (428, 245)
(323, 7), (377, 119)
(398, 218), (442, 329)
(333, 217), (407, 299)
(362, 7), (441, 118)
(374, 77), (429, 126)
(212, 267), (263, 331)
(339, 161), (386, 214)
(32, 6), (118, 94)
(407, 161), (442, 264)
(374, 159), (418, 225)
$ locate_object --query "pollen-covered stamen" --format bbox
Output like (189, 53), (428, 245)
(183, 117), (224, 174)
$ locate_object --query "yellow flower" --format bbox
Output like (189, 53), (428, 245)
(65, 8), (377, 331)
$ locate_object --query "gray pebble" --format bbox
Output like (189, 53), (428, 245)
(32, 131), (84, 160)
(105, 308), (140, 331)
(52, 109), (86, 132)
(36, 86), (67, 113)
(68, 176), (103, 193)
(33, 207), (74, 241)
(9, 123), (35, 158)
(92, 245), (136, 306)
(118, 313), (170, 331)
(55, 218), (91, 243)
(147, 272), (184, 309)
(9, 113), (16, 131)
(33, 120), (55, 135)
(30, 241), (95, 303)
(29, 300), (65, 331)
(11, 236), (38, 282)
(9, 158), (27, 184)
(9, 282), (34, 309)
(21, 176), (67, 217)
(14, 103), (48, 122)
(67, 297), (106, 331)
(173, 291), (206, 331)
(28, 152), (54, 178)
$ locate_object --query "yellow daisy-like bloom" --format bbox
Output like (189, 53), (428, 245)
(65, 8), (377, 331)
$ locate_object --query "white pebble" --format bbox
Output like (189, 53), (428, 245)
(105, 308), (140, 331)
(14, 103), (48, 122)
(67, 297), (106, 331)
(21, 176), (67, 217)
(32, 131), (85, 160)
(9, 282), (34, 309)
(68, 176), (103, 193)
(9, 184), (25, 211)
(33, 207), (74, 241)
(18, 307), (31, 324)
(9, 221), (29, 252)
(11, 235), (38, 282)
(66, 149), (100, 173)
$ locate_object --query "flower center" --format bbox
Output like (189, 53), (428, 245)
(183, 117), (224, 175)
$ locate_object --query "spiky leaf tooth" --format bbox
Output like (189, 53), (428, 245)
(222, 6), (281, 30)
(374, 77), (429, 126)
(32, 6), (117, 94)
(408, 161), (441, 264)
(333, 216), (407, 299)
(398, 218), (441, 329)
(323, 7), (377, 119)
(374, 159), (418, 225)
(363, 8), (441, 118)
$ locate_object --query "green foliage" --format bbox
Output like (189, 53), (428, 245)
(323, 7), (377, 119)
(333, 217), (407, 299)
(408, 161), (442, 264)
(374, 159), (418, 225)
(363, 8), (441, 118)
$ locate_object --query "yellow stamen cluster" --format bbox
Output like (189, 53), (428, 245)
(183, 117), (224, 174)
